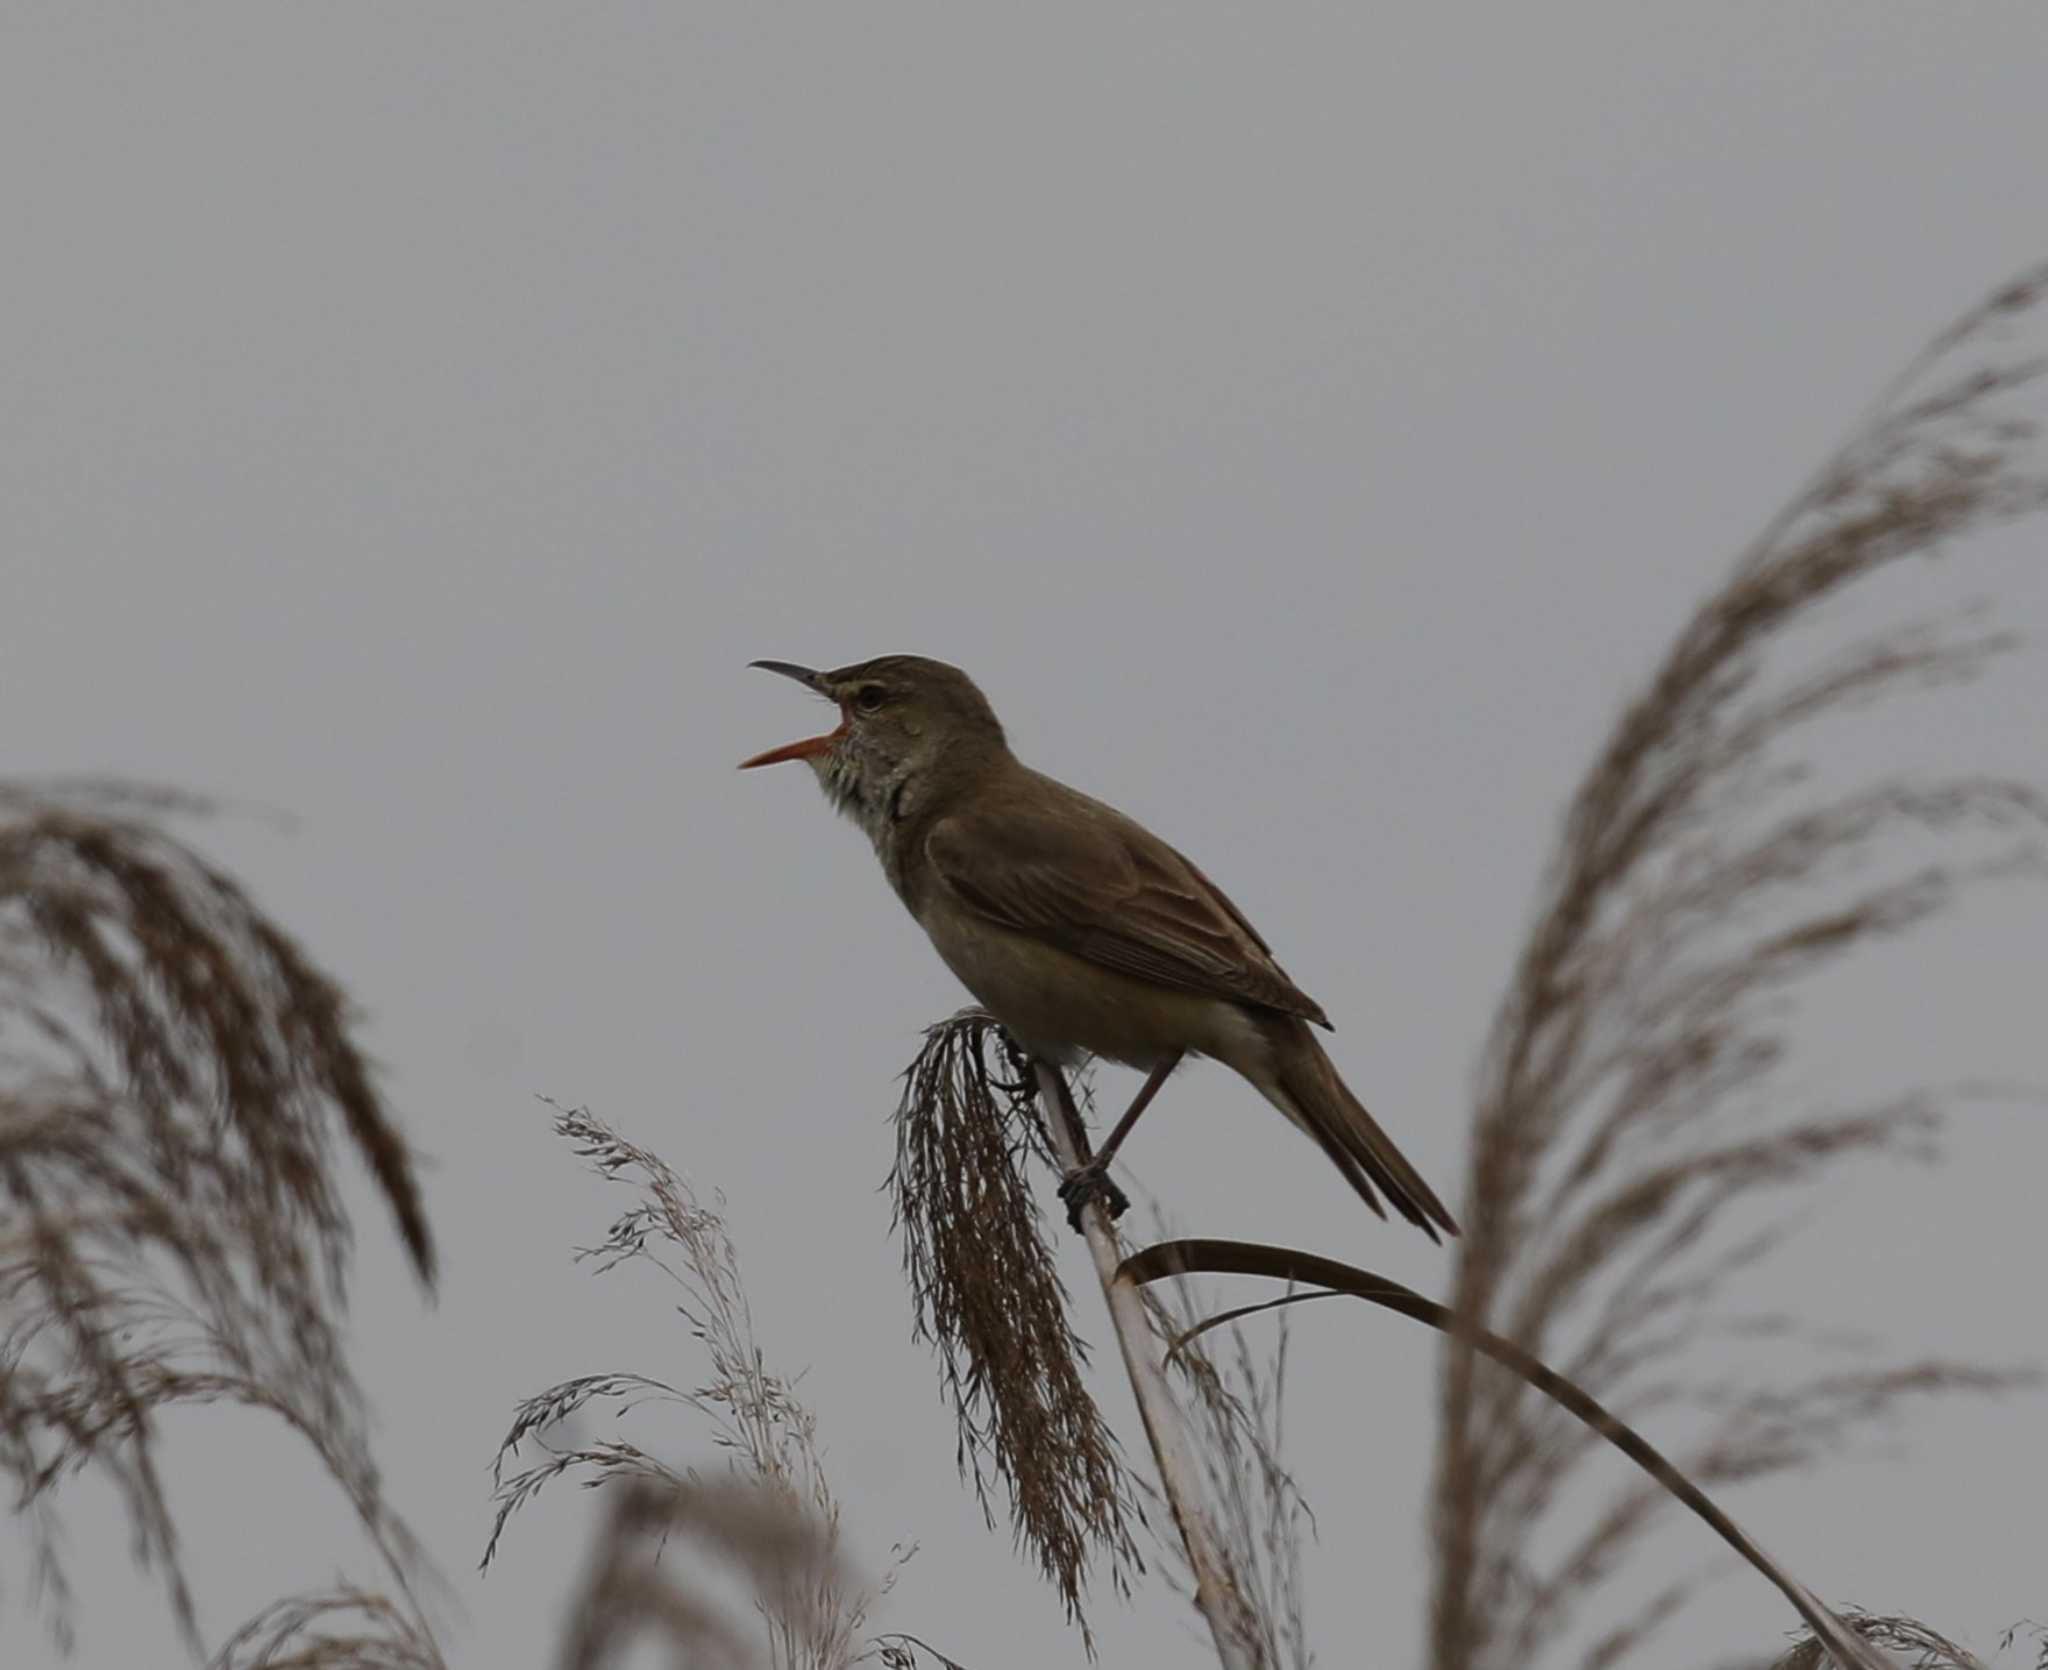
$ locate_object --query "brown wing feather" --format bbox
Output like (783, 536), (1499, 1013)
(924, 779), (1332, 1027)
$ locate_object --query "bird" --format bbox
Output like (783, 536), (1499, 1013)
(740, 654), (1457, 1241)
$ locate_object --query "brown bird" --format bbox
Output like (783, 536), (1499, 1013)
(740, 655), (1457, 1241)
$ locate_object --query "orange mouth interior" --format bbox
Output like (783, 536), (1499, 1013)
(739, 708), (848, 769)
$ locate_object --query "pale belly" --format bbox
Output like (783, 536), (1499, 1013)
(917, 904), (1268, 1074)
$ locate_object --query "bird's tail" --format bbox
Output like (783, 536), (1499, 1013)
(1258, 1020), (1459, 1241)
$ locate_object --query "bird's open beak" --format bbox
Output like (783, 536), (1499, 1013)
(739, 660), (847, 768)
(749, 660), (824, 691)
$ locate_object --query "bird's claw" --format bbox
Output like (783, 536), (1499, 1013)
(1057, 1162), (1130, 1233)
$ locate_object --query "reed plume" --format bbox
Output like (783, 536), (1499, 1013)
(1429, 267), (2048, 1670)
(0, 780), (437, 1653)
(487, 1101), (913, 1670)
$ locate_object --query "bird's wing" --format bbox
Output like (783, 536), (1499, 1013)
(924, 790), (1332, 1026)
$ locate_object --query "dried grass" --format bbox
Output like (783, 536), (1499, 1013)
(551, 1474), (851, 1670)
(887, 1012), (1145, 1648)
(0, 780), (437, 1654)
(1139, 1233), (1315, 1670)
(1997, 1622), (2048, 1670)
(872, 1631), (977, 1669)
(1765, 1611), (1995, 1670)
(1430, 268), (2048, 1670)
(486, 1101), (903, 1670)
(209, 1584), (445, 1670)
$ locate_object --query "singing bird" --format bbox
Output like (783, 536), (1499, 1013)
(740, 655), (1457, 1240)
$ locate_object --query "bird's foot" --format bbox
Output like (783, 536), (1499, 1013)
(1057, 1161), (1130, 1233)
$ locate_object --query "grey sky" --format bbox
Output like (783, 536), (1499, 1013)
(4, 4), (2046, 1665)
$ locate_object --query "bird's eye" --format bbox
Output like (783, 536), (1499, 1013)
(854, 684), (888, 713)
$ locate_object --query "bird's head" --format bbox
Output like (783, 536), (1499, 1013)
(740, 655), (1007, 837)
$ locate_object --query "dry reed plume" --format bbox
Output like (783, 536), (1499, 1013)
(549, 1474), (852, 1670)
(1430, 267), (2048, 1669)
(891, 1018), (1330, 1667)
(887, 1011), (1145, 1650)
(0, 780), (439, 1656)
(1760, 1613), (2048, 1670)
(208, 1585), (446, 1670)
(1763, 1612), (1992, 1670)
(487, 1101), (916, 1670)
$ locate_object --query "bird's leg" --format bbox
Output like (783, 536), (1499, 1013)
(1055, 1052), (1182, 1232)
(1092, 1051), (1182, 1173)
